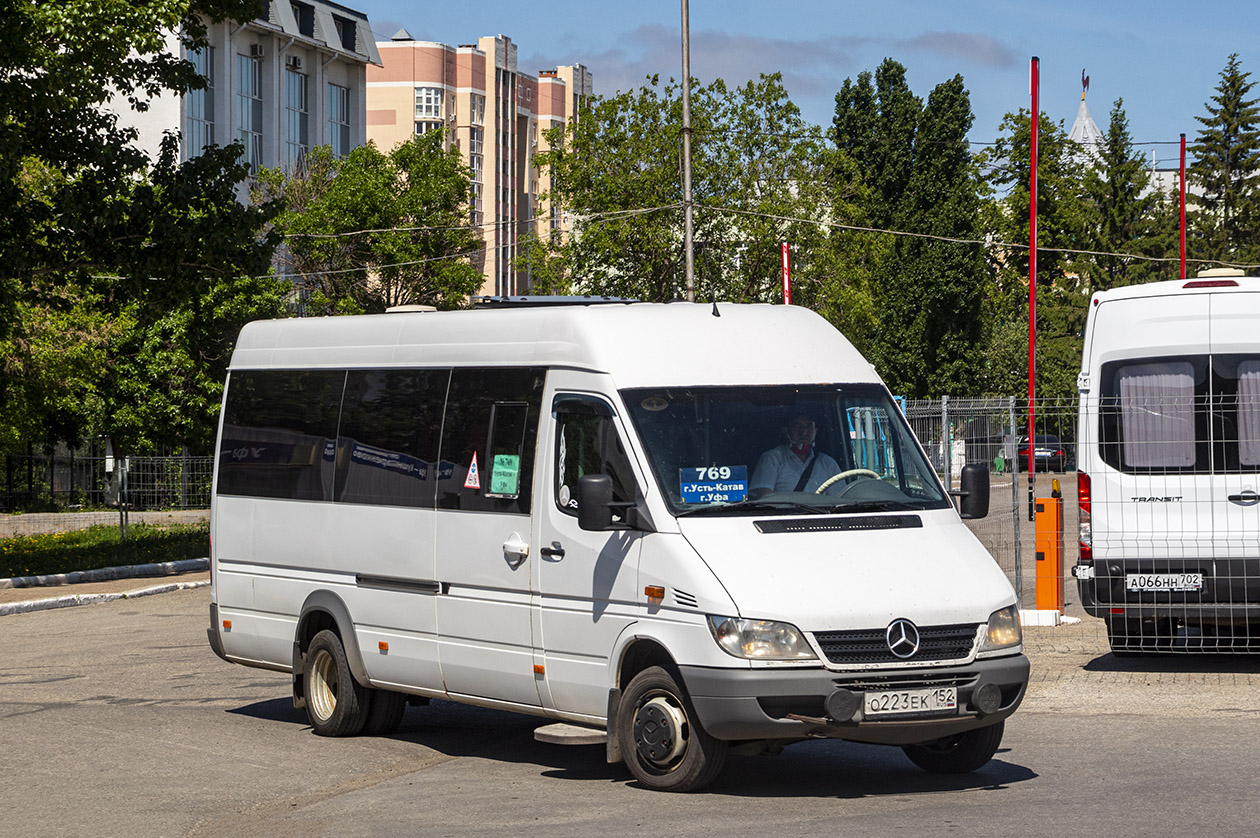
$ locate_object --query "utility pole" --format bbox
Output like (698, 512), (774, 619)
(681, 0), (695, 301)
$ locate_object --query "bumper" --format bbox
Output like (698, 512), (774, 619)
(207, 603), (230, 663)
(1076, 561), (1260, 624)
(679, 653), (1028, 746)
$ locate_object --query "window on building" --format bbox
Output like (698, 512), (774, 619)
(328, 83), (350, 157)
(415, 87), (443, 120)
(471, 94), (485, 125)
(186, 46), (215, 158)
(468, 126), (483, 156)
(236, 53), (263, 174)
(414, 121), (443, 136)
(284, 68), (309, 172)
(332, 16), (356, 52)
(290, 2), (314, 37)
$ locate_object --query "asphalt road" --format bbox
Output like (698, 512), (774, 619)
(3, 586), (1260, 838)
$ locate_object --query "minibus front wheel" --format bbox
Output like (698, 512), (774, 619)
(304, 629), (370, 736)
(616, 665), (728, 792)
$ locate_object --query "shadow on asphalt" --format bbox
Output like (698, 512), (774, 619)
(1082, 653), (1260, 674)
(226, 695), (1037, 798)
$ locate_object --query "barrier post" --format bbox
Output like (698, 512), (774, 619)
(1034, 481), (1064, 613)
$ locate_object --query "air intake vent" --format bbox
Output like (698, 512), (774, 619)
(813, 623), (979, 665)
(673, 589), (698, 609)
(755, 515), (922, 534)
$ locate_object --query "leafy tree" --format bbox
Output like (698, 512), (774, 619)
(830, 62), (990, 396)
(528, 73), (839, 304)
(253, 134), (484, 314)
(0, 0), (285, 454)
(1189, 53), (1260, 263)
(1081, 99), (1175, 289)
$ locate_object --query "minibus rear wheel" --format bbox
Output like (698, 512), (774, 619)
(616, 665), (728, 792)
(902, 720), (1003, 774)
(362, 689), (407, 735)
(304, 629), (370, 736)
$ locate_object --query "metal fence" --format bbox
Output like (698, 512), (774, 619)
(2, 449), (213, 515)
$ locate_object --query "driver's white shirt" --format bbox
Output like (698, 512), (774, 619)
(750, 444), (843, 494)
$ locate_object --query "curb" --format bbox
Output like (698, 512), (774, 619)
(0, 579), (211, 616)
(0, 558), (209, 589)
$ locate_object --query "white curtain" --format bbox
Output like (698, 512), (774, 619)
(1239, 360), (1260, 466)
(1119, 362), (1196, 468)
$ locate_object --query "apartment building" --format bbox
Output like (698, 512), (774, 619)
(367, 32), (592, 296)
(115, 0), (380, 185)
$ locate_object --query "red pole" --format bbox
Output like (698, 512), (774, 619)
(1028, 57), (1039, 518)
(781, 242), (791, 305)
(1180, 133), (1187, 278)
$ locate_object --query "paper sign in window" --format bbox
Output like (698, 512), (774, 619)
(488, 454), (521, 497)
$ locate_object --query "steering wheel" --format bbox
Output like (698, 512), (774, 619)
(815, 468), (881, 493)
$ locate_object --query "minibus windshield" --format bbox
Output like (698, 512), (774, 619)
(621, 384), (950, 516)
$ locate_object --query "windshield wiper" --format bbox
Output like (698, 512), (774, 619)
(676, 499), (831, 517)
(826, 500), (922, 513)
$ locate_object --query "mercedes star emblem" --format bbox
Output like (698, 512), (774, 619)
(885, 619), (921, 659)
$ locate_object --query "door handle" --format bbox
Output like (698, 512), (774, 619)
(1228, 491), (1260, 507)
(540, 544), (565, 559)
(502, 533), (529, 568)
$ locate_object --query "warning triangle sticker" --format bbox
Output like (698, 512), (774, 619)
(464, 452), (481, 489)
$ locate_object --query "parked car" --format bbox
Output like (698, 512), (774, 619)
(1017, 435), (1066, 472)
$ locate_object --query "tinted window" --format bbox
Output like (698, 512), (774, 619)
(554, 400), (636, 519)
(437, 368), (545, 513)
(1212, 355), (1260, 472)
(218, 369), (345, 500)
(335, 369), (449, 507)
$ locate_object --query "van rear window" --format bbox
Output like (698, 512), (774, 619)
(1099, 354), (1260, 473)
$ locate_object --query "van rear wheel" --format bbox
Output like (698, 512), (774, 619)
(304, 629), (370, 737)
(902, 720), (1004, 774)
(616, 666), (727, 792)
(362, 688), (407, 735)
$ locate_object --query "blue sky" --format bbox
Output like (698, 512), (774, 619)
(361, 0), (1257, 168)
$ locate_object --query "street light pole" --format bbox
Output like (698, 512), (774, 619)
(681, 0), (695, 301)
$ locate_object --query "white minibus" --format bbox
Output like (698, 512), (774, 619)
(207, 300), (1027, 792)
(1073, 272), (1260, 653)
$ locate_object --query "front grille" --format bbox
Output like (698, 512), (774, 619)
(812, 623), (979, 665)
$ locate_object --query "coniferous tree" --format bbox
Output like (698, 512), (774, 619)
(1189, 53), (1260, 263)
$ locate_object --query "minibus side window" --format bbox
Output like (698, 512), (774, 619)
(335, 369), (449, 508)
(437, 367), (545, 513)
(554, 405), (635, 519)
(218, 369), (345, 501)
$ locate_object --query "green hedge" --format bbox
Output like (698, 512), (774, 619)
(1, 523), (209, 579)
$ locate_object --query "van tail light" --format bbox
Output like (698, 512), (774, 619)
(1077, 471), (1092, 563)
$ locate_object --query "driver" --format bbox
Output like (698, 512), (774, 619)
(749, 412), (844, 498)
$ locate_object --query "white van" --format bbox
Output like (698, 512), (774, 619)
(1073, 272), (1260, 653)
(207, 301), (1027, 792)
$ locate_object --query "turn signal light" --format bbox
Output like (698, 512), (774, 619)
(222, 620), (231, 630)
(644, 585), (665, 600)
(378, 641), (389, 653)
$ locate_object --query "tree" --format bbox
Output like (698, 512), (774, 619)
(830, 61), (991, 396)
(1189, 53), (1260, 263)
(978, 111), (1092, 401)
(1081, 99), (1175, 289)
(253, 134), (484, 314)
(0, 0), (285, 454)
(528, 73), (838, 304)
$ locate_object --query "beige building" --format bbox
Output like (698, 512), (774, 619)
(367, 32), (592, 296)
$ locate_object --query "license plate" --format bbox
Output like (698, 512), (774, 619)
(1126, 573), (1203, 592)
(863, 687), (957, 717)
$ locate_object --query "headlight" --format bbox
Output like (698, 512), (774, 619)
(980, 605), (1022, 652)
(707, 616), (817, 660)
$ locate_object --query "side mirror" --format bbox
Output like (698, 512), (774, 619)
(957, 464), (990, 520)
(578, 474), (614, 531)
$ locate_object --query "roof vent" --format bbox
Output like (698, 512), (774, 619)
(385, 304), (437, 313)
(391, 27), (413, 41)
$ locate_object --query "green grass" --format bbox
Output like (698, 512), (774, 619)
(1, 523), (209, 579)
